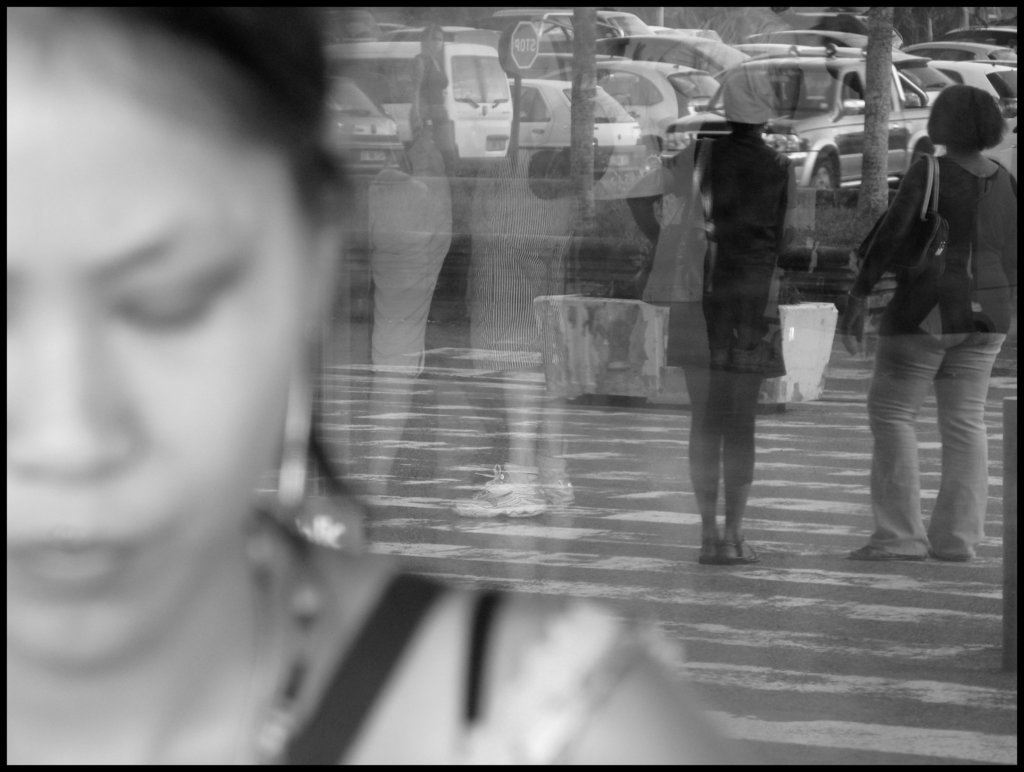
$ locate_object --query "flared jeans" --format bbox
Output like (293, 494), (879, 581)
(865, 331), (1005, 559)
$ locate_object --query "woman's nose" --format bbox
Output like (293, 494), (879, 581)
(8, 308), (138, 482)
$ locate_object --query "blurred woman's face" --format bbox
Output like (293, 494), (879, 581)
(6, 22), (325, 650)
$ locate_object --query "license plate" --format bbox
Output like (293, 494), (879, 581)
(608, 154), (631, 166)
(486, 136), (508, 151)
(360, 150), (386, 162)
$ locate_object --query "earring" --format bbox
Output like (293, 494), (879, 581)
(272, 372), (366, 555)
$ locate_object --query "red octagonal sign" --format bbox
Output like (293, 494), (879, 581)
(509, 20), (541, 72)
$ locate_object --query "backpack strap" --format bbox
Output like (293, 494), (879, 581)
(464, 589), (503, 725)
(284, 573), (446, 764)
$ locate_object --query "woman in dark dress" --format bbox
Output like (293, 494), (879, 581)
(629, 67), (795, 565)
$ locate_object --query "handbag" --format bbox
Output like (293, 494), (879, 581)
(857, 154), (949, 282)
(641, 140), (710, 303)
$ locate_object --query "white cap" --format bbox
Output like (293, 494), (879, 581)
(721, 68), (774, 124)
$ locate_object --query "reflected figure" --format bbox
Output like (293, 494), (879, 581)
(628, 68), (795, 565)
(365, 131), (452, 494)
(409, 23), (457, 177)
(453, 152), (575, 517)
(839, 85), (1017, 562)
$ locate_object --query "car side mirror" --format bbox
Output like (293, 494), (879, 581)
(904, 92), (924, 109)
(839, 98), (866, 117)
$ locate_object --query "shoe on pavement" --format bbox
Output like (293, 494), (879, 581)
(927, 548), (972, 562)
(718, 539), (760, 565)
(539, 477), (574, 507)
(698, 537), (725, 565)
(848, 544), (926, 561)
(455, 465), (547, 518)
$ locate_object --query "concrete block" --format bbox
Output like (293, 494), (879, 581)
(534, 294), (668, 398)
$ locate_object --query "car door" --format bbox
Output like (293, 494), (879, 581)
(516, 84), (557, 149)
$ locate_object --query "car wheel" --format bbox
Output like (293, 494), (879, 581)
(811, 156), (838, 191)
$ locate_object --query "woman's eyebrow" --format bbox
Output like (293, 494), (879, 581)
(90, 232), (244, 284)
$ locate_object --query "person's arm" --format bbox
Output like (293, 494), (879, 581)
(849, 156), (930, 299)
(838, 156), (930, 354)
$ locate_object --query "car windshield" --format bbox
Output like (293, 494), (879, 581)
(452, 55), (510, 105)
(987, 69), (1017, 98)
(668, 71), (719, 113)
(897, 62), (955, 93)
(561, 87), (635, 123)
(942, 28), (1017, 47)
(327, 76), (385, 116)
(709, 64), (842, 120)
(606, 14), (651, 36)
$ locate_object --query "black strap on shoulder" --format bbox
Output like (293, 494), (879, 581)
(464, 590), (503, 725)
(285, 573), (446, 765)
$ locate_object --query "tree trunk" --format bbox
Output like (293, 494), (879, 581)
(571, 7), (596, 235)
(857, 6), (894, 227)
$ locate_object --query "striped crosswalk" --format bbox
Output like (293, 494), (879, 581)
(317, 340), (1017, 765)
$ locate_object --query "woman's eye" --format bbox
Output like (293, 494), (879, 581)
(113, 292), (213, 331)
(109, 260), (244, 332)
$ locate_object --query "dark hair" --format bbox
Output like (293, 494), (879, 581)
(927, 84), (1006, 152)
(65, 7), (348, 217)
(420, 23), (445, 45)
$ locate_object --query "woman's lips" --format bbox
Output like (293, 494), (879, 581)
(8, 540), (140, 594)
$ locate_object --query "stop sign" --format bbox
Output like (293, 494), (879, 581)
(508, 21), (540, 73)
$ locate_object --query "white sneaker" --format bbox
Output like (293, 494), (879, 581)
(455, 465), (547, 518)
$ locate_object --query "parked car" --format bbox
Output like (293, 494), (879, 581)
(745, 29), (905, 50)
(590, 58), (720, 155)
(936, 25), (1017, 50)
(324, 76), (405, 175)
(775, 9), (904, 48)
(477, 8), (651, 42)
(381, 25), (500, 48)
(594, 33), (749, 77)
(326, 41), (513, 166)
(902, 40), (1017, 63)
(664, 49), (935, 190)
(662, 28), (723, 42)
(513, 78), (648, 194)
(926, 60), (1017, 118)
(891, 51), (959, 99)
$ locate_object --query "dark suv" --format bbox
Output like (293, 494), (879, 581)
(664, 48), (936, 189)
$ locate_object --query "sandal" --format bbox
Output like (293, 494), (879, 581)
(848, 545), (926, 561)
(698, 538), (723, 565)
(718, 539), (760, 565)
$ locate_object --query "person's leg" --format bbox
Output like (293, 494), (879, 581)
(455, 368), (547, 518)
(502, 369), (541, 476)
(537, 392), (573, 508)
(721, 370), (763, 546)
(684, 364), (720, 547)
(860, 333), (944, 557)
(926, 332), (1005, 560)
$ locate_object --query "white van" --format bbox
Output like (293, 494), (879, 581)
(326, 41), (513, 164)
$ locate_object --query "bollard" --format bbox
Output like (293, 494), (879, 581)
(1004, 397), (1017, 671)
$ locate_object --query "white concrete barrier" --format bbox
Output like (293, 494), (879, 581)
(535, 296), (837, 406)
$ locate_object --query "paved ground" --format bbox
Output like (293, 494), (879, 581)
(318, 315), (1017, 765)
